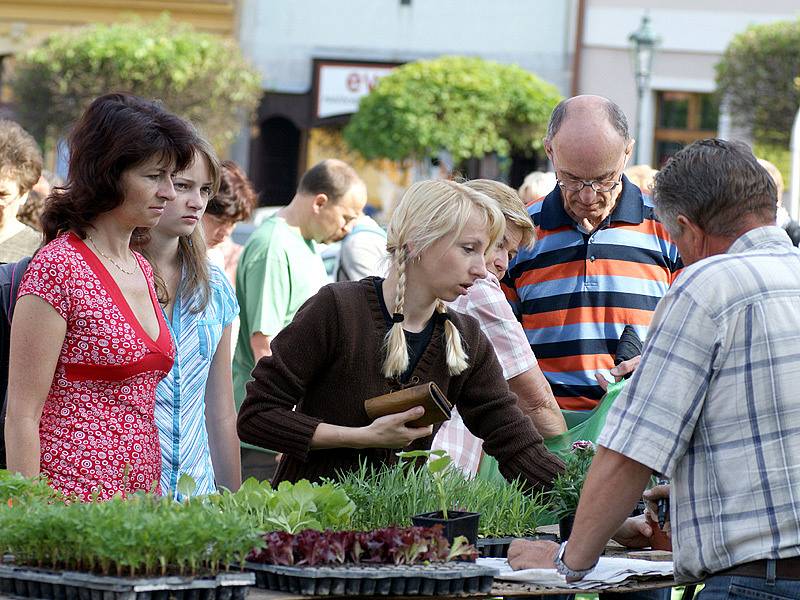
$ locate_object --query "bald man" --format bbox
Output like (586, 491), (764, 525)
(505, 96), (682, 412)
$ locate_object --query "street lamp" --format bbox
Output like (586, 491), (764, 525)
(628, 13), (658, 165)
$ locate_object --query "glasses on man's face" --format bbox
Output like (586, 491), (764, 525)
(553, 152), (628, 194)
(556, 175), (622, 194)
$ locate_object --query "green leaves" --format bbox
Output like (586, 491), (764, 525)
(398, 449), (452, 518)
(716, 17), (800, 148)
(0, 472), (355, 575)
(343, 55), (562, 162)
(11, 14), (262, 148)
(210, 477), (355, 535)
(0, 490), (264, 576)
(0, 470), (63, 504)
(262, 479), (355, 533)
(545, 441), (596, 521)
(176, 474), (197, 498)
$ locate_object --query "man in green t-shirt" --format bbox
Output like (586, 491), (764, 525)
(234, 159), (366, 479)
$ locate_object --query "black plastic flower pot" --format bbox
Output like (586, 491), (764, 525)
(476, 533), (559, 558)
(558, 514), (575, 541)
(411, 510), (480, 546)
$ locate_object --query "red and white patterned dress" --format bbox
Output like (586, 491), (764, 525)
(17, 232), (174, 501)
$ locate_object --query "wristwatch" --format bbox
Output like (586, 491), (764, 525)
(553, 541), (596, 580)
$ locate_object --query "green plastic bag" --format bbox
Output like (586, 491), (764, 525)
(476, 380), (626, 482)
(542, 379), (626, 461)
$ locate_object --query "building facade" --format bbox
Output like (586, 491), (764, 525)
(574, 0), (798, 170)
(236, 0), (578, 208)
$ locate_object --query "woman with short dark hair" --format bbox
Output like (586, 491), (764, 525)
(201, 160), (257, 285)
(5, 92), (197, 501)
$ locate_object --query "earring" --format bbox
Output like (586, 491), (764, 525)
(187, 236), (193, 247)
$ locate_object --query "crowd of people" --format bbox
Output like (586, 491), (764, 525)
(0, 89), (798, 599)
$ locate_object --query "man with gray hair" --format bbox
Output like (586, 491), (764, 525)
(505, 95), (682, 412)
(508, 139), (800, 598)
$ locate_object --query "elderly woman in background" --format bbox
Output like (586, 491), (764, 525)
(432, 180), (566, 477)
(518, 171), (556, 205)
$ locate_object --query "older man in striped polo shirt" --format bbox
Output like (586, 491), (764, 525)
(506, 95), (682, 411)
(509, 139), (800, 598)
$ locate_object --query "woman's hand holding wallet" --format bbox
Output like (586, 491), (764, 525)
(364, 382), (452, 427)
(362, 407), (434, 448)
(311, 383), (449, 450)
(357, 382), (452, 448)
(310, 406), (433, 450)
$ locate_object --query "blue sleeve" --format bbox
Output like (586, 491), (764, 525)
(209, 263), (239, 327)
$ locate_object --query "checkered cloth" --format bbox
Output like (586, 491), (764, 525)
(432, 273), (537, 476)
(599, 226), (800, 582)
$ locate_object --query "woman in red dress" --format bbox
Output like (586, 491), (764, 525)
(4, 93), (198, 501)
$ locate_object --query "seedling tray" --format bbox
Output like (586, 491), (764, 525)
(0, 564), (254, 600)
(477, 533), (558, 558)
(245, 561), (497, 596)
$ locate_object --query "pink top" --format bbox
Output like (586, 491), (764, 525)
(433, 273), (538, 476)
(17, 232), (174, 501)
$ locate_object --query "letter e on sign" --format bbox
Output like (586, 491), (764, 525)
(346, 72), (361, 93)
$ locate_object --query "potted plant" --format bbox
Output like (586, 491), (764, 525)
(398, 450), (481, 546)
(546, 440), (596, 540)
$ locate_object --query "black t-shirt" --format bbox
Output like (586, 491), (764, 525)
(373, 278), (435, 383)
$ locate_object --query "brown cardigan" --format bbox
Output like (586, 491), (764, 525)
(237, 277), (564, 490)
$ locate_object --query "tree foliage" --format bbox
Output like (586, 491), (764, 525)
(716, 18), (800, 147)
(12, 15), (262, 148)
(343, 56), (562, 162)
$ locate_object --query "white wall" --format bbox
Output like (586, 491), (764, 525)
(238, 0), (577, 95)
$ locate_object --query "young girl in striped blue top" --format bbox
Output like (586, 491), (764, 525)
(142, 138), (241, 497)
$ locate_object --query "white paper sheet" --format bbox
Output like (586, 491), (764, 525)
(477, 556), (673, 590)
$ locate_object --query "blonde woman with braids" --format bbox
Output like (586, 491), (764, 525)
(140, 139), (241, 498)
(238, 180), (564, 488)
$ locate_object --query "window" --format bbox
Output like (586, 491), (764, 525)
(653, 91), (718, 167)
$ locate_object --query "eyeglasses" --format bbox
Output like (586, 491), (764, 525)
(556, 175), (622, 194)
(552, 152), (628, 194)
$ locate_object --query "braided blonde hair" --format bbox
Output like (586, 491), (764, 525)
(382, 180), (505, 378)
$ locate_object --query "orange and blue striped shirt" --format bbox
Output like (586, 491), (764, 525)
(504, 176), (682, 410)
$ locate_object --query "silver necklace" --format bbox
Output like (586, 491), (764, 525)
(86, 235), (137, 275)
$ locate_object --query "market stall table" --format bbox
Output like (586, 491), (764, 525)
(236, 543), (699, 600)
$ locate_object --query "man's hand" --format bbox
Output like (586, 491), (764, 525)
(611, 515), (653, 548)
(595, 356), (641, 391)
(643, 483), (671, 535)
(507, 540), (559, 570)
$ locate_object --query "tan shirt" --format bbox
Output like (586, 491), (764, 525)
(0, 225), (41, 263)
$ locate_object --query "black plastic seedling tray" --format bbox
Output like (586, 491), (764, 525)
(245, 561), (497, 596)
(476, 533), (559, 558)
(0, 564), (254, 600)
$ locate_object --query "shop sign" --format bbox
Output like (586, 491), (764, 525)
(315, 62), (396, 119)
